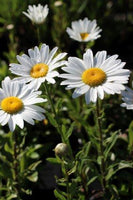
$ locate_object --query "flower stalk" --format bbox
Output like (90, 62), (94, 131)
(44, 83), (74, 159)
(96, 99), (106, 193)
(36, 25), (41, 45)
(13, 131), (21, 199)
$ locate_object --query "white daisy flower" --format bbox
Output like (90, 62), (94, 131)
(60, 49), (130, 104)
(0, 77), (46, 132)
(23, 4), (49, 24)
(121, 87), (133, 109)
(9, 44), (67, 89)
(66, 18), (102, 42)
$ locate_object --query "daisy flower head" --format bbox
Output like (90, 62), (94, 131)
(0, 77), (46, 132)
(121, 87), (133, 110)
(23, 4), (49, 25)
(9, 44), (67, 90)
(66, 18), (102, 42)
(60, 49), (130, 104)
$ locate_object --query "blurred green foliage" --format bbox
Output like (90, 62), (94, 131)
(0, 0), (133, 199)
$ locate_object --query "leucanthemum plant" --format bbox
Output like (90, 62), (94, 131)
(23, 4), (49, 25)
(60, 49), (130, 104)
(66, 18), (102, 42)
(0, 77), (46, 132)
(9, 44), (67, 89)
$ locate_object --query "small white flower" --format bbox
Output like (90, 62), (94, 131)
(121, 87), (133, 109)
(9, 44), (67, 89)
(23, 4), (49, 24)
(60, 49), (130, 104)
(0, 77), (46, 132)
(66, 18), (102, 42)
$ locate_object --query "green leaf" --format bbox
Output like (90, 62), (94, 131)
(47, 157), (60, 164)
(128, 121), (133, 152)
(61, 124), (66, 135)
(66, 122), (76, 139)
(55, 98), (63, 112)
(7, 194), (17, 200)
(87, 176), (98, 186)
(27, 171), (38, 182)
(28, 160), (42, 171)
(29, 152), (39, 159)
(54, 189), (67, 200)
(106, 161), (133, 181)
(4, 143), (13, 155)
(84, 142), (91, 157)
(46, 112), (58, 127)
(104, 131), (118, 160)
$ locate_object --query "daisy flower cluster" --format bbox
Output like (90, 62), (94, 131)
(0, 2), (132, 133)
(0, 43), (67, 132)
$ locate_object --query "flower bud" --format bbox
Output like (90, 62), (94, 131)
(54, 143), (69, 157)
(43, 119), (48, 125)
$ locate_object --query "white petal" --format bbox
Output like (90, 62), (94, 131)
(85, 90), (91, 104)
(90, 87), (97, 102)
(72, 85), (89, 98)
(8, 117), (16, 132)
(83, 49), (94, 68)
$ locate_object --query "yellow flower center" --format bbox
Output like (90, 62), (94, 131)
(1, 97), (23, 114)
(80, 32), (89, 40)
(30, 63), (49, 78)
(82, 68), (106, 87)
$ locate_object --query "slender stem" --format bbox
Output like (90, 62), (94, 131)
(43, 83), (65, 139)
(36, 26), (41, 45)
(96, 99), (106, 193)
(81, 173), (88, 199)
(43, 83), (74, 159)
(80, 42), (86, 55)
(61, 159), (71, 200)
(13, 132), (21, 199)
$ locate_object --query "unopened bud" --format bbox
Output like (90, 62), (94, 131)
(43, 119), (48, 125)
(110, 153), (115, 161)
(54, 143), (69, 157)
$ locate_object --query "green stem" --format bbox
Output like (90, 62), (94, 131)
(13, 132), (21, 199)
(80, 42), (86, 55)
(61, 158), (71, 200)
(43, 83), (61, 133)
(96, 99), (106, 193)
(43, 83), (74, 159)
(36, 26), (41, 45)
